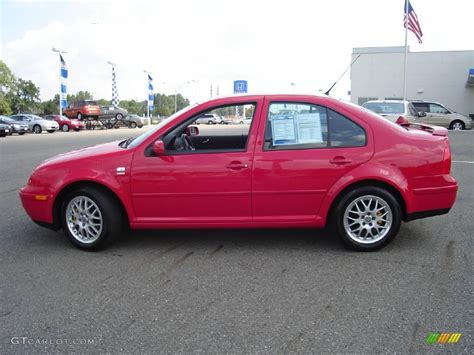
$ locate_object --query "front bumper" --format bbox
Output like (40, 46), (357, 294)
(19, 187), (55, 224)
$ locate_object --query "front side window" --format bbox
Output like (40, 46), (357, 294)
(265, 102), (365, 150)
(429, 103), (449, 114)
(412, 102), (429, 112)
(163, 103), (257, 153)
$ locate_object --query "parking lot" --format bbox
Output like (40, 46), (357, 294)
(0, 128), (472, 352)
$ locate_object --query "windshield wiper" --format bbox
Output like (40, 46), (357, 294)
(119, 137), (135, 148)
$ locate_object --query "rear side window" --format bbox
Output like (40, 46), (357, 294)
(412, 102), (429, 112)
(328, 109), (366, 147)
(264, 102), (366, 150)
(362, 102), (404, 114)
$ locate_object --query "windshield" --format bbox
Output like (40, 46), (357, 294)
(363, 102), (404, 114)
(126, 104), (197, 149)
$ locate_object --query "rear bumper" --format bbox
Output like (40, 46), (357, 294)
(406, 175), (458, 219)
(405, 208), (451, 222)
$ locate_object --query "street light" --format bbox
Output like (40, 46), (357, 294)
(52, 47), (67, 117)
(174, 80), (197, 113)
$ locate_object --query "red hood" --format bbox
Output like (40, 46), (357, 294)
(38, 141), (130, 168)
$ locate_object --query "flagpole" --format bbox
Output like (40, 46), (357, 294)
(52, 47), (66, 116)
(403, 0), (409, 101)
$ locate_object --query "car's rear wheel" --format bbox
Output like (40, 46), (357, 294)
(333, 186), (401, 251)
(129, 122), (137, 129)
(47, 130), (55, 133)
(18, 132), (25, 135)
(61, 124), (70, 132)
(77, 113), (82, 120)
(33, 125), (42, 134)
(208, 120), (213, 125)
(116, 113), (123, 120)
(61, 187), (123, 250)
(449, 120), (465, 130)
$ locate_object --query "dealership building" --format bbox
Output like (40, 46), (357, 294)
(350, 46), (474, 118)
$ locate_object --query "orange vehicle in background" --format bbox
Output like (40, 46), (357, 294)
(63, 100), (101, 120)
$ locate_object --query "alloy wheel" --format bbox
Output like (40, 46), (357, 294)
(65, 196), (103, 244)
(343, 195), (392, 244)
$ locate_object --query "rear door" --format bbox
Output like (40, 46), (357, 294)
(251, 97), (373, 223)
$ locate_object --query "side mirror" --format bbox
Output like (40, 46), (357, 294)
(417, 111), (427, 117)
(186, 125), (199, 136)
(152, 140), (166, 156)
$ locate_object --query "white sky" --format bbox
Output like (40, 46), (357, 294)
(1, 0), (473, 103)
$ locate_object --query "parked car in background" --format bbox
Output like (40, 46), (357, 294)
(20, 94), (457, 252)
(238, 117), (252, 125)
(194, 113), (223, 124)
(99, 106), (128, 120)
(44, 115), (84, 132)
(0, 116), (29, 135)
(362, 100), (421, 125)
(410, 101), (472, 130)
(0, 122), (10, 137)
(10, 114), (59, 134)
(63, 100), (101, 120)
(124, 114), (147, 128)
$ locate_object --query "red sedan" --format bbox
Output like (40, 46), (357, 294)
(44, 115), (84, 132)
(20, 95), (457, 251)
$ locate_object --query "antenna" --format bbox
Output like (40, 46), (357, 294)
(324, 54), (360, 96)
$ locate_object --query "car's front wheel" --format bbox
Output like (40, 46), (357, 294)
(449, 120), (465, 130)
(61, 124), (70, 132)
(129, 122), (137, 129)
(333, 186), (401, 251)
(33, 125), (42, 134)
(61, 187), (123, 250)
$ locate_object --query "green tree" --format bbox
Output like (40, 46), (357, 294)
(8, 78), (41, 113)
(0, 60), (16, 115)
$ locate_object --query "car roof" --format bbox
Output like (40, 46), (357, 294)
(363, 100), (409, 104)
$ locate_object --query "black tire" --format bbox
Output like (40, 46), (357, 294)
(61, 124), (70, 132)
(61, 186), (123, 250)
(18, 132), (25, 135)
(0, 132), (6, 137)
(74, 129), (81, 132)
(105, 122), (113, 129)
(449, 120), (465, 130)
(47, 130), (55, 133)
(208, 120), (213, 125)
(77, 112), (82, 120)
(116, 113), (123, 120)
(333, 186), (401, 251)
(33, 125), (42, 134)
(138, 125), (143, 128)
(129, 122), (137, 129)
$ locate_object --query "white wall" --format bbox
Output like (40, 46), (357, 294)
(350, 47), (474, 117)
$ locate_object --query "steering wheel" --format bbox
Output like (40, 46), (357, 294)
(180, 133), (195, 151)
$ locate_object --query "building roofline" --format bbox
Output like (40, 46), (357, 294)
(352, 46), (474, 55)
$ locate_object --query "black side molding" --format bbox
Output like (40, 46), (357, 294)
(405, 208), (450, 222)
(33, 220), (61, 231)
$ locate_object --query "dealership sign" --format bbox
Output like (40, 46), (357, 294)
(233, 80), (248, 94)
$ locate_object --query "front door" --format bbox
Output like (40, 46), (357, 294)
(130, 100), (262, 225)
(252, 98), (373, 223)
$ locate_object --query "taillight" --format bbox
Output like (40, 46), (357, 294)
(396, 116), (409, 125)
(442, 140), (451, 174)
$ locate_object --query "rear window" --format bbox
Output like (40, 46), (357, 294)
(363, 102), (404, 114)
(84, 101), (98, 106)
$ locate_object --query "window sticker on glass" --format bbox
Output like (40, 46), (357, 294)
(295, 113), (323, 144)
(271, 114), (297, 145)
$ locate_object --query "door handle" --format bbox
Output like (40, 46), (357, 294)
(330, 156), (352, 165)
(201, 138), (210, 144)
(226, 162), (249, 170)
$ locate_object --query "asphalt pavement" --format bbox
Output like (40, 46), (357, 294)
(0, 128), (472, 353)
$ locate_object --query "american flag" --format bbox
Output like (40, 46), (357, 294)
(404, 0), (423, 43)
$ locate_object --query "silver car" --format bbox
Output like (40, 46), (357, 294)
(410, 101), (472, 130)
(362, 100), (421, 124)
(99, 106), (128, 120)
(10, 114), (59, 134)
(124, 114), (148, 128)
